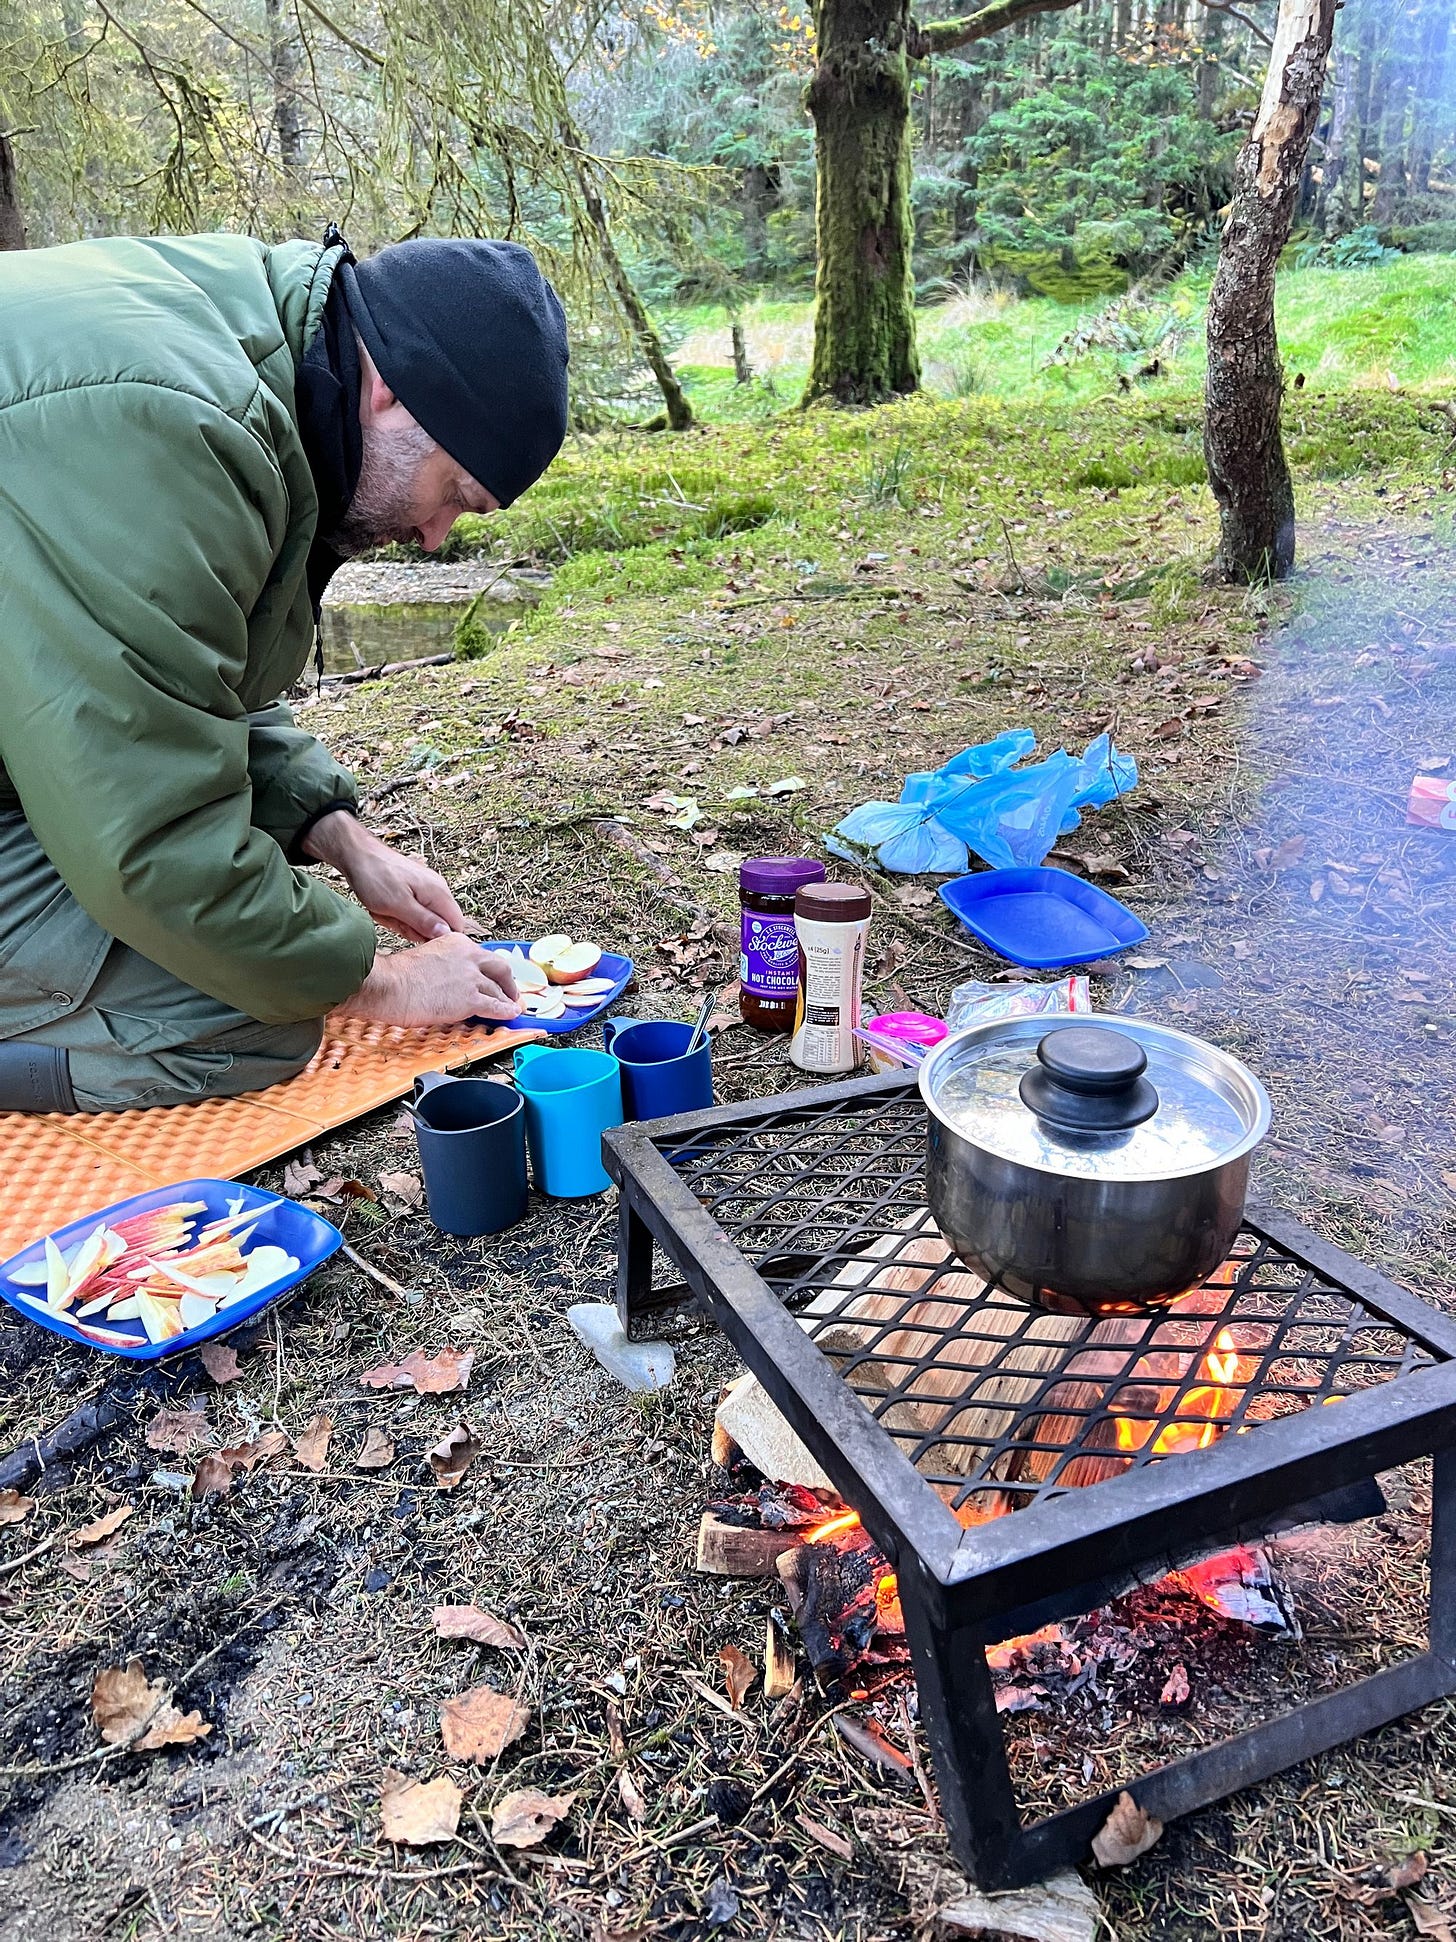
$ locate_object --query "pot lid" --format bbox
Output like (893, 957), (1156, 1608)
(918, 1014), (1271, 1183)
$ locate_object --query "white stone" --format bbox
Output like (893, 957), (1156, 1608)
(567, 1303), (676, 1393)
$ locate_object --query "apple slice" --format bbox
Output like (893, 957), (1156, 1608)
(136, 1291), (185, 1343)
(533, 989), (567, 1021)
(562, 989), (605, 1008)
(512, 959), (549, 995)
(529, 933), (572, 968)
(546, 941), (602, 985)
(562, 976), (615, 997)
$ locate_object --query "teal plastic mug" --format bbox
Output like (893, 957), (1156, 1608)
(512, 1044), (624, 1198)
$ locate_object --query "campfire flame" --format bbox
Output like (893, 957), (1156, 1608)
(1111, 1326), (1261, 1457)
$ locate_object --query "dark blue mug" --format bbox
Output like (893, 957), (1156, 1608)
(408, 1072), (529, 1236)
(603, 1019), (715, 1122)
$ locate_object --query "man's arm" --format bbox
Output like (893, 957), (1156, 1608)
(0, 384), (376, 1024)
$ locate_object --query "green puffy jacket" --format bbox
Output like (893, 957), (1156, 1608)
(0, 233), (376, 1025)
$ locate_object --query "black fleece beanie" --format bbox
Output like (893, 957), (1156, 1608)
(338, 239), (568, 509)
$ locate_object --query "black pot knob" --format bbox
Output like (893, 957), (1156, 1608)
(1018, 1026), (1160, 1135)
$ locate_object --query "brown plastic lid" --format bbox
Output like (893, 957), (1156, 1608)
(795, 881), (872, 923)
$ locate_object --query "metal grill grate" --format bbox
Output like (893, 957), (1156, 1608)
(653, 1087), (1434, 1515)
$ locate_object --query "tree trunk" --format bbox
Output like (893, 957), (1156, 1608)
(1196, 5), (1224, 120)
(0, 134), (25, 251)
(1408, 0), (1450, 197)
(732, 322), (753, 384)
(573, 152), (694, 431)
(1319, 49), (1351, 236)
(803, 0), (920, 406)
(263, 0), (308, 180)
(741, 162), (773, 281)
(1204, 0), (1336, 583)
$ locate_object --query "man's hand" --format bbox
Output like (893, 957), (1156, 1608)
(338, 934), (521, 1028)
(303, 811), (477, 942)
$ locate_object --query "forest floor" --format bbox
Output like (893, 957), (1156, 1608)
(3, 385), (1456, 1942)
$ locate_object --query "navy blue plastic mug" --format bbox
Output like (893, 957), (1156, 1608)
(409, 1072), (528, 1236)
(602, 1019), (715, 1122)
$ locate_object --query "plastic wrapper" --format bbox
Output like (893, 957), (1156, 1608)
(943, 975), (1092, 1032)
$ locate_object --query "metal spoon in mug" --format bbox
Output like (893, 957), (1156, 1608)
(685, 993), (715, 1056)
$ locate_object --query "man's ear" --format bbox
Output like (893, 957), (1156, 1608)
(362, 363), (398, 421)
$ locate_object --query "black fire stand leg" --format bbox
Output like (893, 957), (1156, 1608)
(1430, 1443), (1456, 1672)
(897, 1556), (1025, 1891)
(615, 1198), (656, 1339)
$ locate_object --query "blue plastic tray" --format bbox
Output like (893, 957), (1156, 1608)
(483, 941), (634, 1035)
(0, 1179), (342, 1360)
(938, 867), (1150, 969)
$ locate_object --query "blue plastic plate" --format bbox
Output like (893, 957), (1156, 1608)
(483, 941), (634, 1035)
(0, 1179), (342, 1360)
(938, 867), (1150, 970)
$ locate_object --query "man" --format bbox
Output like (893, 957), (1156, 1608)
(0, 226), (570, 1113)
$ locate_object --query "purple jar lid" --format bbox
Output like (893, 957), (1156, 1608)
(739, 856), (827, 896)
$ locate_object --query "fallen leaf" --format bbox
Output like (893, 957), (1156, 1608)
(720, 1643), (757, 1710)
(282, 1157), (321, 1196)
(72, 1504), (134, 1547)
(191, 1454), (237, 1499)
(1268, 834), (1308, 870)
(1387, 1854), (1430, 1894)
(316, 1176), (377, 1204)
(433, 1606), (526, 1649)
(379, 1171), (423, 1208)
(766, 775), (806, 795)
(356, 1427), (396, 1470)
(380, 1770), (462, 1846)
(490, 1787), (576, 1850)
(797, 1812), (853, 1862)
(91, 1661), (211, 1751)
(1091, 1790), (1163, 1868)
(617, 1767), (646, 1822)
(198, 1340), (243, 1383)
(427, 1423), (483, 1489)
(0, 1490), (35, 1525)
(1152, 718), (1185, 741)
(145, 1406), (212, 1455)
(1407, 1894), (1454, 1941)
(293, 1414), (333, 1473)
(1159, 1663), (1190, 1708)
(361, 1348), (476, 1395)
(440, 1684), (530, 1762)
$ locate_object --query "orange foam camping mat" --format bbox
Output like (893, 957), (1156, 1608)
(0, 1015), (544, 1262)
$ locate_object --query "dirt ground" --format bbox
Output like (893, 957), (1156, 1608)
(2, 450), (1456, 1942)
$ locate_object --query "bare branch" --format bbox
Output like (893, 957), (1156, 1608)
(1197, 0), (1275, 49)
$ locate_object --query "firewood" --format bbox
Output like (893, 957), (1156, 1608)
(695, 1512), (803, 1579)
(763, 1610), (797, 1700)
(714, 1372), (833, 1491)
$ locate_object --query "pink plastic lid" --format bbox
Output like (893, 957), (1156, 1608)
(865, 1011), (949, 1047)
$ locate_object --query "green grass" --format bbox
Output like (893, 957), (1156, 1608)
(661, 254), (1456, 421)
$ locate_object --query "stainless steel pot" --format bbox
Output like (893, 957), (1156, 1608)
(918, 1014), (1271, 1316)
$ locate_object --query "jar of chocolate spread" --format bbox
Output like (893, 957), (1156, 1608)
(738, 857), (826, 1032)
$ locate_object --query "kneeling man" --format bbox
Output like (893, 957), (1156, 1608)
(0, 226), (568, 1112)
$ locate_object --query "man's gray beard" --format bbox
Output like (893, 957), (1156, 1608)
(325, 418), (438, 557)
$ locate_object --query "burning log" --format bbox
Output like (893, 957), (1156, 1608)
(777, 1519), (909, 1691)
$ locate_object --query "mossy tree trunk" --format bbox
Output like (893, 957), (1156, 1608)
(802, 0), (1079, 408)
(0, 134), (25, 251)
(803, 0), (919, 406)
(1204, 0), (1336, 583)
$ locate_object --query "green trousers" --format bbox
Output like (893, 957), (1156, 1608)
(0, 810), (322, 1112)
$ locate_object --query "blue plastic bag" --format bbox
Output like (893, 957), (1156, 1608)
(829, 730), (1137, 875)
(831, 799), (969, 875)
